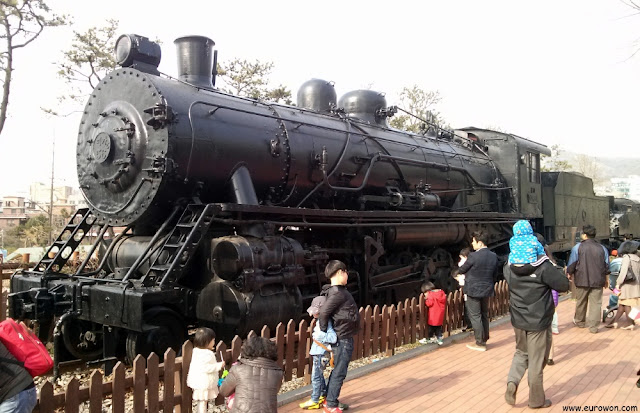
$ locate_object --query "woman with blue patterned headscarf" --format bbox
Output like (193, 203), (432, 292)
(509, 220), (545, 264)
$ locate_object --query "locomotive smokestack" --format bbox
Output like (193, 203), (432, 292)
(174, 35), (215, 88)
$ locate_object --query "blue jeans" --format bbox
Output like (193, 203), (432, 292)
(608, 273), (619, 308)
(310, 354), (327, 402)
(325, 337), (353, 408)
(0, 386), (37, 413)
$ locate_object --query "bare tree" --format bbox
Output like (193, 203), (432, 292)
(389, 85), (444, 133)
(621, 0), (640, 58)
(0, 0), (67, 135)
(45, 19), (119, 113)
(574, 154), (605, 185)
(541, 144), (572, 172)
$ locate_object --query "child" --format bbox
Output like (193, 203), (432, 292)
(299, 295), (337, 410)
(187, 327), (226, 413)
(456, 248), (471, 332)
(419, 282), (446, 345)
(456, 247), (471, 286)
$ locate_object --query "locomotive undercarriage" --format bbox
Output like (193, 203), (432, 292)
(9, 203), (518, 372)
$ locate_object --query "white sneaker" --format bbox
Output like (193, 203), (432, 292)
(418, 338), (428, 344)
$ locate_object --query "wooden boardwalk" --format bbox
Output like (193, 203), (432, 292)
(280, 292), (640, 412)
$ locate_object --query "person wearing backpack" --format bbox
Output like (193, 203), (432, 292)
(0, 341), (37, 413)
(318, 260), (360, 413)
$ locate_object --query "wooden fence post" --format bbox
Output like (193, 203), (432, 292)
(284, 320), (295, 381)
(181, 340), (193, 412)
(89, 369), (103, 413)
(297, 319), (309, 379)
(387, 305), (396, 356)
(363, 305), (372, 357)
(38, 381), (54, 413)
(1, 288), (6, 322)
(163, 349), (176, 413)
(112, 362), (126, 413)
(147, 353), (160, 413)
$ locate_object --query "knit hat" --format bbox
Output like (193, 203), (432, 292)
(307, 296), (326, 316)
(508, 220), (545, 264)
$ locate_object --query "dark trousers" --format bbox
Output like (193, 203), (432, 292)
(428, 325), (443, 338)
(574, 287), (603, 329)
(326, 337), (354, 408)
(507, 326), (552, 408)
(466, 296), (489, 345)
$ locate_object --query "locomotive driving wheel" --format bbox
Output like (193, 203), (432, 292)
(61, 319), (103, 361)
(125, 307), (186, 364)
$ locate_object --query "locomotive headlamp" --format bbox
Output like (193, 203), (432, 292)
(114, 34), (161, 71)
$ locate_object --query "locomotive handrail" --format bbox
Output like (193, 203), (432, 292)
(186, 100), (213, 184)
(375, 154), (504, 189)
(203, 102), (492, 162)
(75, 223), (110, 274)
(121, 204), (183, 282)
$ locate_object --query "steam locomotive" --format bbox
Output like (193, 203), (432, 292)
(7, 34), (623, 368)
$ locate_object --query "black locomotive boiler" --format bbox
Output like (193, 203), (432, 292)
(10, 34), (553, 367)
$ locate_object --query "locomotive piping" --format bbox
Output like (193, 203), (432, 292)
(229, 165), (259, 205)
(295, 118), (353, 207)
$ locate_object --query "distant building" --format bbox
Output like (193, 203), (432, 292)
(0, 184), (87, 231)
(0, 195), (28, 230)
(610, 175), (640, 202)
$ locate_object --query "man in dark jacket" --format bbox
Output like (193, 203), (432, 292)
(458, 230), (498, 351)
(318, 260), (360, 413)
(503, 224), (570, 409)
(0, 341), (37, 413)
(566, 224), (609, 334)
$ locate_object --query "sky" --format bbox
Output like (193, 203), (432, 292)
(0, 0), (639, 197)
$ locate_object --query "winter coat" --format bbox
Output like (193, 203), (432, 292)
(567, 238), (608, 288)
(318, 284), (360, 340)
(186, 347), (225, 394)
(503, 258), (570, 331)
(426, 289), (446, 326)
(615, 254), (640, 300)
(0, 341), (34, 404)
(310, 320), (337, 356)
(218, 357), (283, 413)
(458, 247), (498, 298)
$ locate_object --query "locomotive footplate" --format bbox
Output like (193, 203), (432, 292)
(10, 272), (193, 334)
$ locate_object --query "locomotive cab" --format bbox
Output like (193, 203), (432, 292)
(456, 127), (550, 220)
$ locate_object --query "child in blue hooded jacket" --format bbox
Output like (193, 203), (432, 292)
(299, 296), (338, 410)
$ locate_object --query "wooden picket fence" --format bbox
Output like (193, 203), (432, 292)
(1, 281), (510, 411)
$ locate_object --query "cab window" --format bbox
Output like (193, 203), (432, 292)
(528, 152), (540, 183)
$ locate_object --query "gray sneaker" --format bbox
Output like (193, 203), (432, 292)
(505, 382), (517, 405)
(466, 343), (487, 352)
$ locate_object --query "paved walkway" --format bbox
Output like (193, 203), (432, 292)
(280, 293), (640, 412)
